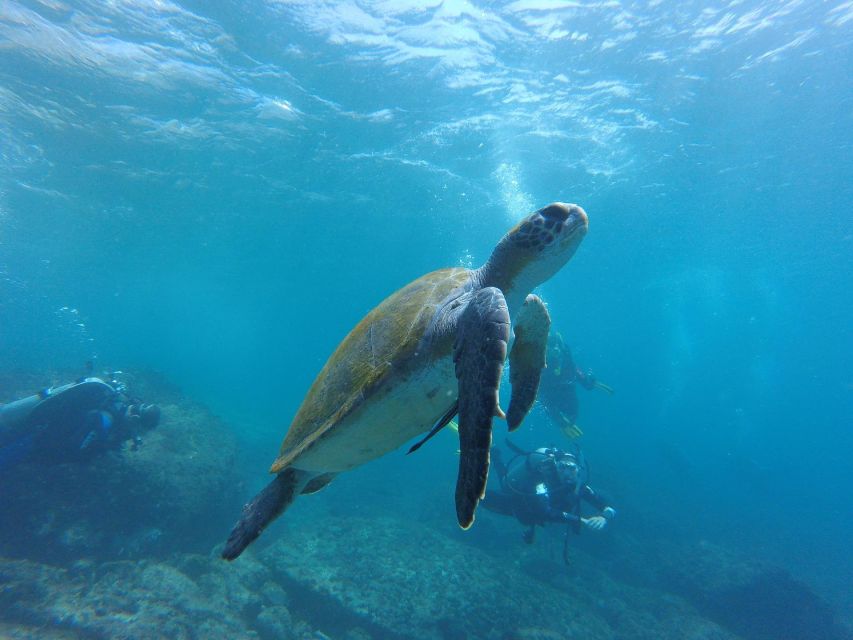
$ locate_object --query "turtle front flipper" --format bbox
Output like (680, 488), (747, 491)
(506, 294), (551, 431)
(453, 286), (510, 529)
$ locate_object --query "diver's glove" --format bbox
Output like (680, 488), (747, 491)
(582, 516), (607, 530)
(602, 507), (616, 520)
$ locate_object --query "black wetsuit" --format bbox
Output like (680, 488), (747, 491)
(0, 378), (134, 470)
(538, 341), (596, 428)
(482, 450), (610, 529)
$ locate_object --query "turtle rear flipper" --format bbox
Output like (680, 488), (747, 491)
(506, 294), (550, 431)
(300, 472), (336, 495)
(453, 286), (510, 529)
(222, 468), (310, 561)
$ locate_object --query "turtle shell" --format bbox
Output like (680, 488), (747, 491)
(270, 267), (471, 472)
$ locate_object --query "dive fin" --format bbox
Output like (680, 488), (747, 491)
(559, 417), (583, 439)
(594, 380), (615, 395)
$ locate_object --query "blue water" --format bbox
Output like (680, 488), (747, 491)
(1, 0), (852, 636)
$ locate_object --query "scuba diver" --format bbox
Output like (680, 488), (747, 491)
(539, 332), (613, 439)
(481, 443), (615, 562)
(0, 373), (160, 471)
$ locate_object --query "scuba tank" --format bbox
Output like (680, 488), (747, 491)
(0, 379), (117, 451)
(501, 440), (589, 494)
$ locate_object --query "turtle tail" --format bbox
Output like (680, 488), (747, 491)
(222, 468), (308, 561)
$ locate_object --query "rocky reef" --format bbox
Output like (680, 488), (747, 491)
(0, 369), (848, 639)
(0, 512), (742, 640)
(260, 514), (747, 640)
(0, 492), (849, 640)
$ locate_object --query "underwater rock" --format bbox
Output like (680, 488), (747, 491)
(0, 551), (302, 639)
(260, 579), (290, 607)
(255, 605), (295, 640)
(0, 510), (754, 640)
(658, 539), (848, 640)
(1, 368), (835, 639)
(257, 514), (737, 640)
(0, 369), (242, 562)
(0, 623), (80, 640)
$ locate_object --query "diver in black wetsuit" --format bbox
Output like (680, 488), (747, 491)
(482, 445), (615, 550)
(0, 374), (160, 470)
(538, 332), (613, 439)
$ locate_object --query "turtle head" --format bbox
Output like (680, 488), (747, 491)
(480, 203), (588, 298)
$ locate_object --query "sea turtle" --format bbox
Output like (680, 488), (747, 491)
(222, 202), (588, 560)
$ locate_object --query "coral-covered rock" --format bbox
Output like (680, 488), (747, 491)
(0, 551), (287, 639)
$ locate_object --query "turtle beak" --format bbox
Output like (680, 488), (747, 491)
(540, 203), (572, 222)
(540, 202), (588, 238)
(547, 203), (587, 231)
